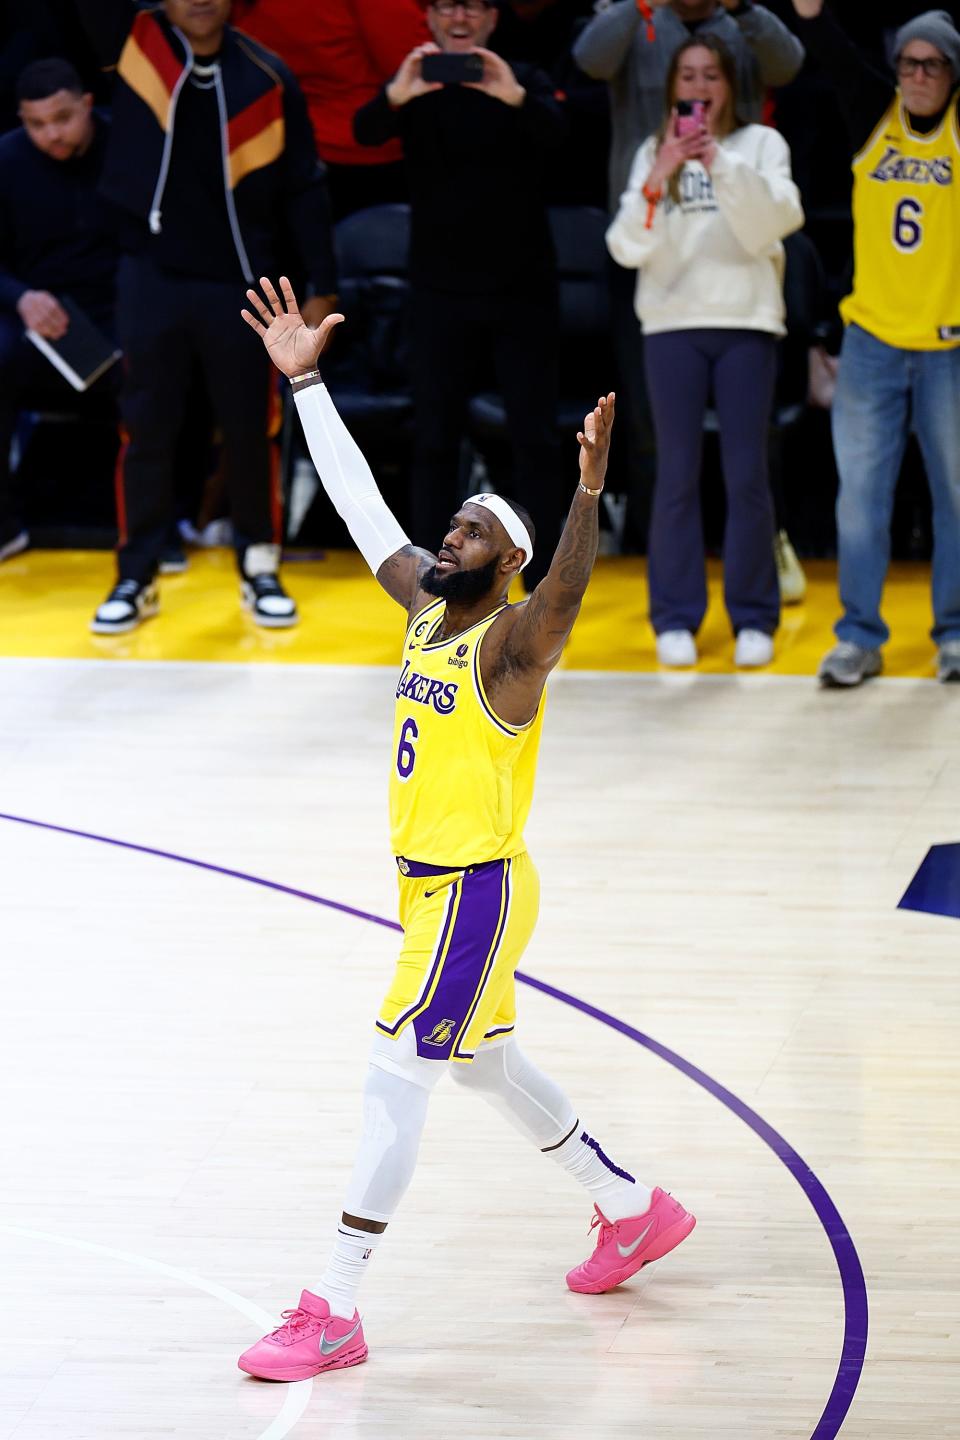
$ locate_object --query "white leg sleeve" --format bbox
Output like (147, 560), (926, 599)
(293, 383), (411, 575)
(448, 1039), (577, 1149)
(342, 1063), (430, 1224)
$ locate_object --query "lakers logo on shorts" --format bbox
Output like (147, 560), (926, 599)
(423, 1018), (457, 1047)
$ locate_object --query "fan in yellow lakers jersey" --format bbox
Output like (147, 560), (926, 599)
(235, 277), (697, 1382)
(790, 0), (960, 687)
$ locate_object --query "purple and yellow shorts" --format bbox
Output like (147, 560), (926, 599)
(376, 852), (539, 1063)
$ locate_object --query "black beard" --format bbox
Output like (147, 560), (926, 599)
(421, 555), (500, 603)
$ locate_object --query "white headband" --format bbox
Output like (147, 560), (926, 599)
(464, 493), (533, 572)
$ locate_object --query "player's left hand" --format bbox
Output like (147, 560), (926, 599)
(462, 49), (526, 107)
(577, 393), (616, 491)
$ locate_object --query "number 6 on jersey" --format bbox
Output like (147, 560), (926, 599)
(396, 716), (419, 780)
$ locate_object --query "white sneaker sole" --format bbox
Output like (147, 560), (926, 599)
(90, 599), (160, 636)
(241, 598), (299, 629)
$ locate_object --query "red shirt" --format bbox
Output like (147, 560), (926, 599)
(234, 0), (428, 166)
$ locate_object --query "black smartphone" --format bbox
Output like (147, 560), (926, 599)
(421, 53), (485, 85)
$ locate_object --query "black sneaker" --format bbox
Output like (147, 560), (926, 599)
(241, 572), (298, 628)
(90, 578), (159, 635)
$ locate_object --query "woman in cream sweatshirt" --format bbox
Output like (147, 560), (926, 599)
(607, 35), (804, 668)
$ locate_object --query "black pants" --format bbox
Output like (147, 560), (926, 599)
(0, 310), (118, 535)
(115, 255), (279, 584)
(408, 287), (563, 590)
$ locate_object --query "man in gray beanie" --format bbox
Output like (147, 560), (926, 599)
(895, 10), (960, 83)
(789, 0), (960, 686)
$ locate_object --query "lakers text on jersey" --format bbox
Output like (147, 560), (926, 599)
(841, 94), (960, 350)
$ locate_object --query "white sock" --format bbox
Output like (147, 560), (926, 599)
(547, 1126), (652, 1221)
(449, 1041), (652, 1220)
(316, 1223), (384, 1319)
(316, 1059), (433, 1319)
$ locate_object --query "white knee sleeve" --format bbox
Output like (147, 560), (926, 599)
(369, 1023), (447, 1092)
(448, 1039), (577, 1149)
(343, 1062), (430, 1223)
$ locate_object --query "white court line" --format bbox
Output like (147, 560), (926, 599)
(0, 1223), (312, 1440)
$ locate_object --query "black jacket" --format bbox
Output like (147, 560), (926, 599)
(0, 113), (117, 320)
(77, 1), (335, 291)
(354, 65), (566, 296)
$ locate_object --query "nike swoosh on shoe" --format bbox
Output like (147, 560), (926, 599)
(616, 1218), (655, 1259)
(319, 1318), (362, 1356)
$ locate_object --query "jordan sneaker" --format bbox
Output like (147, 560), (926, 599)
(90, 578), (159, 635)
(237, 1289), (367, 1381)
(566, 1188), (696, 1294)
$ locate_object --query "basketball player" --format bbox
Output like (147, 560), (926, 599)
(235, 277), (695, 1381)
(789, 2), (960, 685)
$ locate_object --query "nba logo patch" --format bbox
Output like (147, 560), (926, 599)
(423, 1018), (457, 1046)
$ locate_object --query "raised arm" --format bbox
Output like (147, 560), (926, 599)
(241, 277), (434, 610)
(483, 395), (615, 721)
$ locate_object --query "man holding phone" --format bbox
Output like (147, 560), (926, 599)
(353, 1), (567, 588)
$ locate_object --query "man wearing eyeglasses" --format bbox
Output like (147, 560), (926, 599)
(353, 0), (567, 589)
(789, 3), (960, 686)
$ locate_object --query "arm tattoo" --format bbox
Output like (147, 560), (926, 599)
(507, 494), (598, 670)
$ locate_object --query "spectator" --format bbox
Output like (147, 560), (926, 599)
(353, 0), (568, 588)
(574, 0), (804, 550)
(233, 0), (429, 220)
(606, 35), (803, 666)
(77, 0), (337, 636)
(0, 57), (118, 563)
(787, 2), (960, 686)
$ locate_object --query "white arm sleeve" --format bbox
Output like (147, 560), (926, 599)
(293, 381), (411, 576)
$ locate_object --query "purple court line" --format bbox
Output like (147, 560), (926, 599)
(0, 810), (866, 1438)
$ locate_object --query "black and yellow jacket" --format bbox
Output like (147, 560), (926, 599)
(79, 1), (336, 291)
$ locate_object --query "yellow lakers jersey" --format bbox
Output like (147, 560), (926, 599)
(841, 93), (960, 350)
(389, 599), (545, 866)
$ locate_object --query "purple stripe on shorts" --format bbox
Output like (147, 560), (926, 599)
(454, 858), (512, 1059)
(415, 860), (508, 1060)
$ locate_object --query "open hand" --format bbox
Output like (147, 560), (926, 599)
(241, 276), (344, 378)
(577, 393), (616, 490)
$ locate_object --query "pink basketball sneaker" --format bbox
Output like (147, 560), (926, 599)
(566, 1188), (696, 1294)
(238, 1289), (368, 1381)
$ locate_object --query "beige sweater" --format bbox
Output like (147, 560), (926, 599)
(606, 124), (804, 337)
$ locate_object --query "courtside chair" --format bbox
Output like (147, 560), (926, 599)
(280, 204), (414, 542)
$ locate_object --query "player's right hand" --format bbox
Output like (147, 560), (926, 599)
(17, 289), (69, 340)
(241, 277), (344, 379)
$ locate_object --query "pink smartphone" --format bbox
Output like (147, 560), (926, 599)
(675, 100), (706, 137)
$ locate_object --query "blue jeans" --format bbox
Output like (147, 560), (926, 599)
(832, 323), (960, 647)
